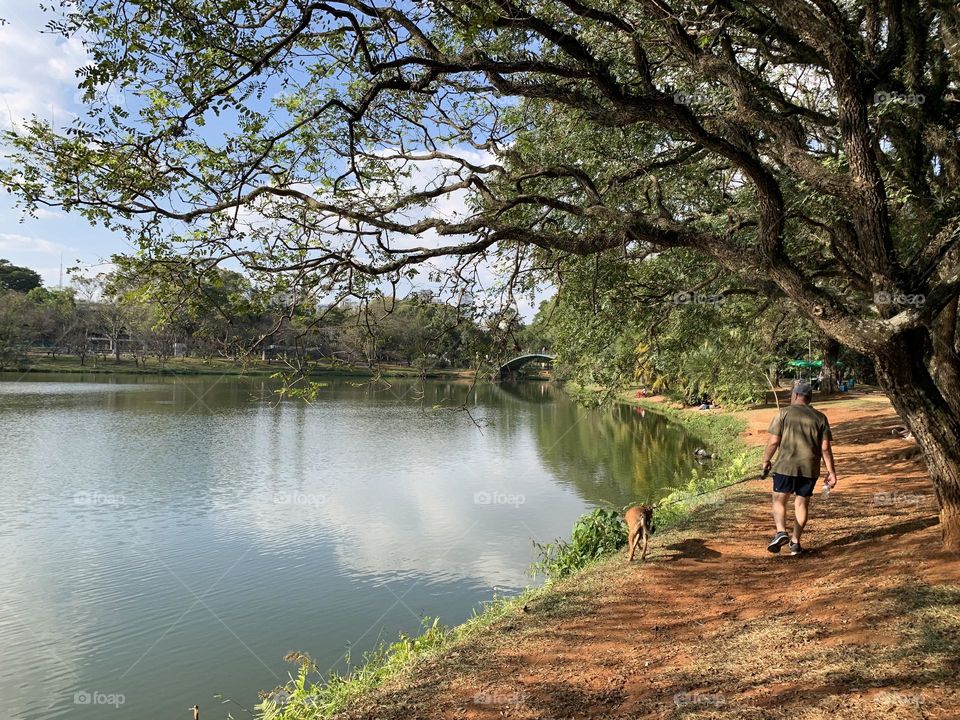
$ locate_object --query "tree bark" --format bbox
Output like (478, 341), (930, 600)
(931, 296), (960, 416)
(874, 329), (960, 552)
(821, 336), (839, 394)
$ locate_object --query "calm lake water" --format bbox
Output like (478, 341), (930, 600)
(0, 373), (700, 720)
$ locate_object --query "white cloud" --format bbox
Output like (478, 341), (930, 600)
(31, 207), (66, 219)
(0, 231), (70, 256)
(0, 5), (89, 129)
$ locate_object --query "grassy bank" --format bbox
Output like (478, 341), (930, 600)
(255, 581), (581, 719)
(255, 393), (761, 719)
(3, 354), (476, 379)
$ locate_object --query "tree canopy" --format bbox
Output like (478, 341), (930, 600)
(3, 1), (960, 547)
(0, 259), (42, 292)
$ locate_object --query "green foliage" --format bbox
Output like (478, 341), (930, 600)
(542, 251), (812, 405)
(0, 289), (33, 367)
(254, 586), (544, 720)
(0, 259), (42, 293)
(0, 257), (503, 371)
(271, 375), (330, 402)
(257, 618), (449, 720)
(531, 508), (627, 580)
(26, 286), (75, 308)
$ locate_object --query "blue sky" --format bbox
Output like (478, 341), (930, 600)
(0, 2), (131, 286)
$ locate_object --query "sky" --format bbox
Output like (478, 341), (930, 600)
(0, 1), (127, 286)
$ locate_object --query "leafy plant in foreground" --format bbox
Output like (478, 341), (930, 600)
(531, 508), (628, 580)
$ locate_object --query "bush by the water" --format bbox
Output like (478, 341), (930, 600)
(531, 508), (628, 580)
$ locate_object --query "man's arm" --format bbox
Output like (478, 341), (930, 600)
(761, 433), (780, 477)
(822, 437), (838, 487)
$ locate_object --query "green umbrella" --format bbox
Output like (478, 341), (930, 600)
(786, 359), (843, 368)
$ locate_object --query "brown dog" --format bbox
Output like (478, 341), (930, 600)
(625, 505), (654, 561)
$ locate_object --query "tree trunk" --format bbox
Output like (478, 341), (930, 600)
(931, 296), (960, 417)
(874, 330), (960, 552)
(821, 336), (839, 394)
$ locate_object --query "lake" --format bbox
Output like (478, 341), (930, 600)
(0, 373), (700, 720)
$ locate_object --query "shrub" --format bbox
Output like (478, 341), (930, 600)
(531, 508), (627, 580)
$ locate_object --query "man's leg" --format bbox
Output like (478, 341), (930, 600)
(793, 495), (810, 542)
(772, 492), (789, 533)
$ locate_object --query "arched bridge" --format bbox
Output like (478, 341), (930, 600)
(496, 353), (555, 380)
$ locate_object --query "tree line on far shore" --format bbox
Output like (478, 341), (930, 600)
(1, 254), (873, 406)
(0, 257), (546, 372)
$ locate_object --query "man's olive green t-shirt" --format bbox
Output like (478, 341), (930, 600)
(768, 404), (832, 479)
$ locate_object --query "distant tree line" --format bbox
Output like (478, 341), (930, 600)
(0, 258), (547, 372)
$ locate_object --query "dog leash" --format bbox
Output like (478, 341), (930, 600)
(653, 473), (759, 509)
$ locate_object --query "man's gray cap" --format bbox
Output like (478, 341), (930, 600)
(793, 381), (813, 397)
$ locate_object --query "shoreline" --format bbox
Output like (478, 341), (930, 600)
(252, 392), (760, 718)
(1, 355), (480, 380)
(271, 386), (959, 720)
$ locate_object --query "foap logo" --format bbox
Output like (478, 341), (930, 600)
(270, 290), (301, 307)
(874, 691), (922, 708)
(265, 688), (292, 706)
(874, 291), (925, 306)
(673, 691), (726, 707)
(697, 493), (726, 509)
(273, 492), (327, 507)
(73, 690), (125, 708)
(73, 491), (125, 507)
(473, 490), (525, 508)
(672, 291), (726, 306)
(873, 491), (930, 509)
(473, 690), (526, 705)
(72, 86), (128, 110)
(673, 91), (711, 106)
(873, 90), (925, 106)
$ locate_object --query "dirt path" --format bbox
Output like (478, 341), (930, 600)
(338, 389), (960, 720)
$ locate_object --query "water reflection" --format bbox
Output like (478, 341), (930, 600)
(0, 374), (699, 720)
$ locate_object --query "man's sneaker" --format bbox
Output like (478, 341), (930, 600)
(767, 531), (790, 553)
(789, 540), (804, 556)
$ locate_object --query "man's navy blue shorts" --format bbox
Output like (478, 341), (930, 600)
(773, 473), (816, 497)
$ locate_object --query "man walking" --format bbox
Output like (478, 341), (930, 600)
(761, 381), (837, 556)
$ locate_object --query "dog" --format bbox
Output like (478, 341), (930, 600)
(625, 504), (655, 561)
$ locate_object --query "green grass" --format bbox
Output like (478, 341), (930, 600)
(254, 588), (548, 719)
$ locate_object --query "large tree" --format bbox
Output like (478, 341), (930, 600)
(3, 0), (960, 547)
